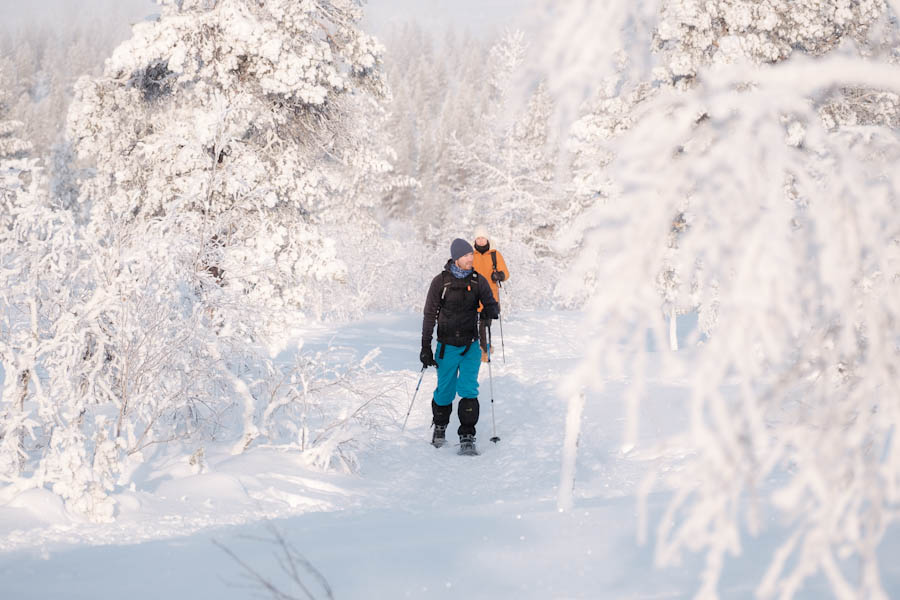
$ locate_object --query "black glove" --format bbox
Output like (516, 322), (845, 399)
(491, 271), (506, 283)
(420, 343), (437, 368)
(484, 305), (500, 320)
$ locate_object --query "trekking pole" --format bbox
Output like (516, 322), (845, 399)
(487, 326), (500, 443)
(401, 366), (427, 432)
(497, 285), (506, 364)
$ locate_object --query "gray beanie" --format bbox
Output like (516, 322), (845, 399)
(450, 238), (474, 260)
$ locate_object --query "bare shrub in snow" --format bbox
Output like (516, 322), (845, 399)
(260, 345), (399, 474)
(0, 192), (396, 516)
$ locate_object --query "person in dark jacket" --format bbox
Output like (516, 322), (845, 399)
(420, 238), (500, 453)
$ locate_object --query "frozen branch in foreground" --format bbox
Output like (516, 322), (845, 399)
(215, 524), (334, 600)
(543, 1), (900, 598)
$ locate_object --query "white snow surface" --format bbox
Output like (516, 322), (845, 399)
(1, 312), (898, 599)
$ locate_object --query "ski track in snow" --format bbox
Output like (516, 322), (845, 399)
(1, 312), (898, 599)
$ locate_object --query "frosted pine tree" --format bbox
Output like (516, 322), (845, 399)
(410, 31), (562, 308)
(0, 61), (39, 486)
(448, 31), (560, 252)
(67, 0), (388, 315)
(0, 62), (34, 229)
(377, 23), (439, 219)
(547, 1), (900, 598)
(378, 27), (493, 231)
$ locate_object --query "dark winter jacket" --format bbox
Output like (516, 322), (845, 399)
(422, 260), (500, 348)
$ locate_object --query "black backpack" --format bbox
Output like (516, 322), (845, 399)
(436, 270), (481, 348)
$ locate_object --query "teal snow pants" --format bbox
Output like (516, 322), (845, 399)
(432, 341), (482, 406)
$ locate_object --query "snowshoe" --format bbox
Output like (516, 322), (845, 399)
(431, 424), (447, 448)
(458, 434), (479, 456)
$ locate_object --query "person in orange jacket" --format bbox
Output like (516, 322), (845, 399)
(472, 225), (509, 363)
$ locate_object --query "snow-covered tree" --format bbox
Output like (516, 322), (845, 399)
(448, 31), (561, 255)
(378, 25), (493, 228)
(564, 0), (898, 341)
(0, 183), (397, 519)
(67, 0), (389, 316)
(654, 0), (886, 83)
(372, 26), (566, 312)
(0, 180), (249, 519)
(0, 0), (402, 520)
(0, 2), (171, 157)
(0, 114), (31, 169)
(0, 62), (35, 228)
(546, 1), (900, 598)
(388, 30), (563, 311)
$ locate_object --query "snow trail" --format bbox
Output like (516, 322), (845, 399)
(1, 311), (644, 598)
(3, 311), (895, 598)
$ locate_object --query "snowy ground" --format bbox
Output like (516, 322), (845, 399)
(2, 312), (899, 599)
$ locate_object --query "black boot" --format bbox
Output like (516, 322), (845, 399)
(431, 400), (452, 448)
(432, 424), (447, 448)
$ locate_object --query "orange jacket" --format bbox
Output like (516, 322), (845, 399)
(472, 247), (509, 308)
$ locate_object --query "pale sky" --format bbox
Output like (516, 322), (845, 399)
(0, 0), (157, 33)
(0, 0), (528, 38)
(362, 0), (528, 38)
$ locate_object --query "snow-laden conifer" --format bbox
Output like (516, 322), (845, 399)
(414, 31), (564, 309)
(67, 0), (389, 314)
(0, 64), (34, 227)
(449, 31), (561, 255)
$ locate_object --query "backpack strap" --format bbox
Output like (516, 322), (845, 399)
(490, 251), (503, 288)
(439, 341), (472, 358)
(439, 271), (452, 307)
(441, 270), (478, 307)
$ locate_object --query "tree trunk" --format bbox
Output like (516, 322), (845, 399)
(558, 392), (585, 511)
(669, 305), (678, 352)
(16, 369), (29, 474)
